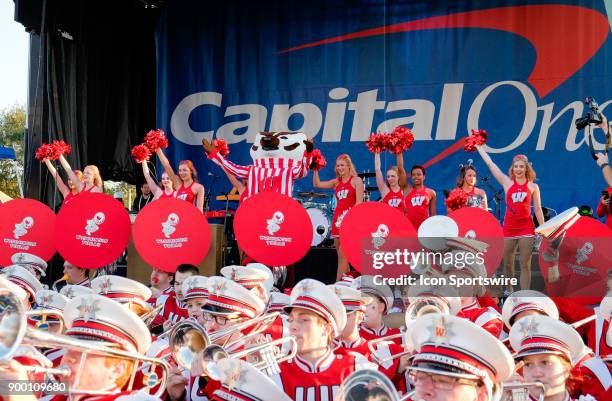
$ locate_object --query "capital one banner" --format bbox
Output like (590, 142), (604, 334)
(156, 0), (612, 217)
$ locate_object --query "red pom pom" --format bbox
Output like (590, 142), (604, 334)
(464, 129), (488, 152)
(131, 144), (151, 163)
(35, 144), (54, 161)
(212, 138), (230, 157)
(445, 188), (469, 212)
(365, 132), (387, 153)
(51, 140), (71, 157)
(310, 149), (327, 171)
(144, 129), (169, 152)
(388, 126), (415, 154)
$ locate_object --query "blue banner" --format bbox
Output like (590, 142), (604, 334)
(156, 0), (612, 220)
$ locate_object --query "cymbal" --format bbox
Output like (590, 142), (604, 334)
(357, 172), (376, 178)
(296, 191), (329, 199)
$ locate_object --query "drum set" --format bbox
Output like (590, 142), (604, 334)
(296, 171), (379, 247)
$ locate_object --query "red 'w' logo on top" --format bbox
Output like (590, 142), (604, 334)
(336, 189), (349, 200)
(411, 196), (426, 207)
(511, 192), (527, 203)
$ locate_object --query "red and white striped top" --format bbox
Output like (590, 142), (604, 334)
(208, 149), (313, 200)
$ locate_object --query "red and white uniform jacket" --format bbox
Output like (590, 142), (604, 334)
(208, 149), (313, 200)
(457, 300), (503, 338)
(147, 286), (173, 308)
(359, 323), (402, 345)
(273, 347), (373, 401)
(576, 357), (612, 400)
(150, 293), (188, 329)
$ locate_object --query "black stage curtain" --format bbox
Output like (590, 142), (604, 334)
(17, 0), (160, 206)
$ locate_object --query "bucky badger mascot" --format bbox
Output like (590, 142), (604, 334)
(202, 132), (314, 200)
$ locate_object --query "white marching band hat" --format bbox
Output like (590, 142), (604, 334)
(245, 262), (274, 294)
(35, 289), (68, 311)
(11, 252), (47, 277)
(266, 291), (290, 314)
(220, 264), (272, 294)
(509, 314), (584, 365)
(418, 215), (459, 251)
(329, 283), (367, 313)
(182, 275), (209, 301)
(0, 276), (28, 302)
(60, 284), (95, 299)
(501, 290), (559, 329)
(2, 265), (43, 300)
(408, 313), (514, 398)
(91, 275), (152, 309)
(212, 358), (292, 401)
(64, 294), (151, 354)
(285, 278), (347, 338)
(354, 275), (393, 312)
(203, 276), (265, 319)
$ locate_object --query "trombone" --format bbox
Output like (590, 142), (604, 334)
(165, 314), (297, 377)
(0, 289), (170, 398)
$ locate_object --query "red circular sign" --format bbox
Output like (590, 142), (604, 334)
(0, 198), (56, 265)
(448, 207), (504, 277)
(539, 216), (612, 299)
(55, 193), (131, 268)
(234, 192), (312, 266)
(339, 202), (417, 273)
(132, 198), (211, 273)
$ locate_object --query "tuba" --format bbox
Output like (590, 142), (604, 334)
(0, 289), (170, 398)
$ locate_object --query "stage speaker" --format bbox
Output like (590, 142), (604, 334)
(127, 223), (225, 283)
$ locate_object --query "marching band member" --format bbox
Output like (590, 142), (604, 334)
(314, 153), (364, 281)
(42, 157), (83, 206)
(509, 315), (589, 401)
(54, 260), (91, 292)
(355, 276), (401, 343)
(272, 279), (371, 401)
(407, 313), (514, 401)
(140, 160), (176, 200)
(91, 275), (153, 317)
(211, 358), (292, 401)
(58, 154), (104, 194)
(11, 252), (48, 281)
(403, 165), (437, 230)
(266, 292), (291, 314)
(448, 164), (488, 212)
(155, 148), (205, 212)
(148, 267), (174, 301)
(2, 264), (43, 309)
(158, 264), (198, 331)
(39, 294), (160, 400)
(476, 146), (544, 292)
(331, 283), (370, 356)
(501, 290), (559, 332)
(182, 275), (209, 326)
(374, 151), (406, 212)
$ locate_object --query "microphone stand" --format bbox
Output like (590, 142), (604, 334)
(204, 175), (218, 212)
(481, 176), (503, 221)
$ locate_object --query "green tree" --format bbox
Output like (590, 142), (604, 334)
(0, 104), (26, 199)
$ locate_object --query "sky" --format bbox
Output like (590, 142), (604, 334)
(0, 1), (29, 109)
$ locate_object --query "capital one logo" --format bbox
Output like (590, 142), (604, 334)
(411, 196), (426, 207)
(511, 192), (527, 203)
(162, 213), (180, 238)
(371, 223), (390, 249)
(13, 216), (34, 239)
(266, 211), (285, 235)
(85, 212), (106, 236)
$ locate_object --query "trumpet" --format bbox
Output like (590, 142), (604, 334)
(26, 309), (65, 334)
(140, 303), (163, 328)
(165, 314), (297, 377)
(501, 382), (546, 401)
(0, 289), (170, 398)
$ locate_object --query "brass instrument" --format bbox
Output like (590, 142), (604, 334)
(51, 274), (69, 292)
(140, 303), (163, 328)
(166, 314), (297, 377)
(0, 289), (170, 398)
(500, 382), (546, 401)
(26, 309), (65, 334)
(336, 369), (400, 401)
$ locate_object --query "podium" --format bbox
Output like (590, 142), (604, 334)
(127, 223), (225, 284)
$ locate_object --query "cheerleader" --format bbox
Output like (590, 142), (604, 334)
(401, 164), (436, 229)
(58, 154), (103, 193)
(140, 160), (176, 200)
(42, 158), (83, 206)
(155, 148), (205, 212)
(477, 146), (544, 291)
(446, 164), (488, 213)
(374, 151), (405, 212)
(314, 154), (364, 281)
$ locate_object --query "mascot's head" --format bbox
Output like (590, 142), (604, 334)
(250, 132), (312, 162)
